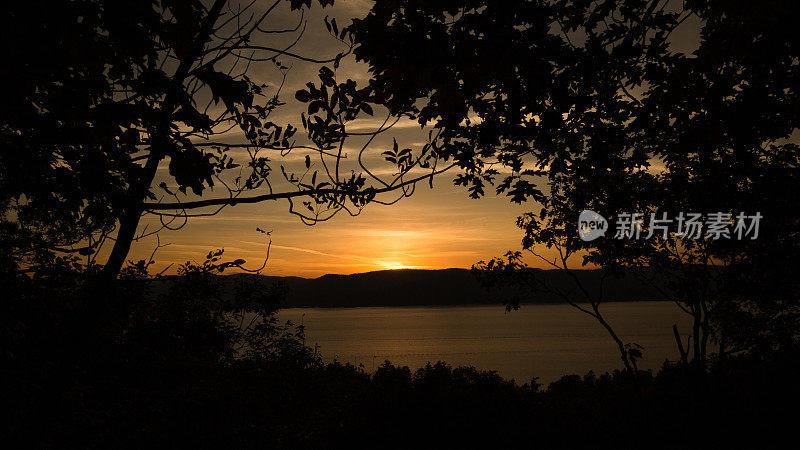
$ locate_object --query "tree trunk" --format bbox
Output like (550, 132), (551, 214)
(692, 304), (702, 364)
(673, 324), (688, 365)
(100, 0), (228, 279)
(699, 316), (709, 366)
(101, 152), (162, 278)
(595, 311), (635, 375)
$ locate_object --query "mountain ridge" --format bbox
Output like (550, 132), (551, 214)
(225, 267), (670, 308)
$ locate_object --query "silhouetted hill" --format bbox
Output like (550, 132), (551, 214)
(224, 268), (670, 308)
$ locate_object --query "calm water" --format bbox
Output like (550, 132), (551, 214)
(279, 302), (691, 384)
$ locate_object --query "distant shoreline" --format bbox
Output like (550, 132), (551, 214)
(277, 298), (673, 310)
(217, 267), (672, 309)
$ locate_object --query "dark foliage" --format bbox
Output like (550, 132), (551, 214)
(350, 0), (800, 369)
(2, 258), (799, 448)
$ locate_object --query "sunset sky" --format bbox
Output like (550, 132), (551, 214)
(121, 0), (702, 278)
(118, 0), (532, 277)
(136, 182), (528, 277)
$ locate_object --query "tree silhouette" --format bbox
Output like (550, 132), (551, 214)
(1, 0), (449, 279)
(350, 0), (800, 370)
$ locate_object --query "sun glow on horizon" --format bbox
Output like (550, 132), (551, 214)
(379, 261), (409, 270)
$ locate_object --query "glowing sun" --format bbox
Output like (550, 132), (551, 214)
(380, 261), (408, 270)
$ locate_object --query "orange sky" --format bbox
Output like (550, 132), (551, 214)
(127, 102), (532, 277)
(132, 166), (529, 277)
(119, 0), (708, 278)
(105, 1), (540, 278)
(119, 0), (706, 278)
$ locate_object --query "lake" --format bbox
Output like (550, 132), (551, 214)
(279, 301), (692, 383)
